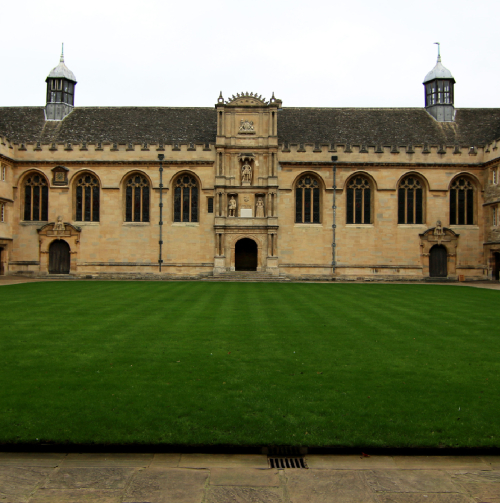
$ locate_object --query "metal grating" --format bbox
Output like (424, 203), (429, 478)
(268, 457), (307, 469)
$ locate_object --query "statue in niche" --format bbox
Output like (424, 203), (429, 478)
(434, 220), (445, 236)
(239, 119), (255, 133)
(228, 196), (237, 217)
(53, 216), (65, 231)
(256, 197), (265, 218)
(241, 162), (252, 184)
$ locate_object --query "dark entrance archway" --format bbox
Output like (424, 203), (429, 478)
(49, 240), (70, 274)
(493, 252), (500, 281)
(429, 244), (447, 277)
(0, 247), (4, 275)
(235, 238), (257, 271)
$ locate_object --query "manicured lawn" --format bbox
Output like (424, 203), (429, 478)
(0, 281), (499, 448)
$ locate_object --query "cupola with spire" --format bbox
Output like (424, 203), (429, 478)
(45, 44), (77, 121)
(423, 43), (455, 122)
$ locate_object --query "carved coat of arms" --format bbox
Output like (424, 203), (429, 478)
(239, 120), (255, 134)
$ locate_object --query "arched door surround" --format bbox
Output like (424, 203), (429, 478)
(493, 252), (500, 281)
(235, 238), (258, 271)
(49, 240), (70, 274)
(429, 245), (448, 277)
(420, 223), (459, 278)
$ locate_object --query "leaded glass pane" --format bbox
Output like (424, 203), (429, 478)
(415, 189), (423, 224)
(466, 189), (474, 225)
(398, 188), (405, 224)
(450, 189), (456, 225)
(41, 185), (48, 221)
(174, 187), (181, 222)
(182, 186), (190, 222)
(24, 185), (31, 221)
(143, 186), (150, 222)
(407, 189), (414, 224)
(355, 188), (362, 223)
(304, 188), (311, 223)
(92, 185), (99, 222)
(313, 187), (320, 223)
(458, 189), (465, 225)
(295, 188), (302, 222)
(126, 186), (132, 222)
(84, 186), (91, 221)
(76, 185), (82, 221)
(32, 185), (40, 221)
(346, 188), (354, 224)
(191, 186), (198, 222)
(364, 188), (371, 224)
(134, 186), (141, 222)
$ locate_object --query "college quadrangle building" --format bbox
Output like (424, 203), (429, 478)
(0, 50), (500, 281)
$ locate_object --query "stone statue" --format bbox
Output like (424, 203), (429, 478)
(434, 220), (445, 236)
(228, 196), (237, 217)
(241, 163), (252, 184)
(53, 216), (65, 231)
(256, 197), (265, 218)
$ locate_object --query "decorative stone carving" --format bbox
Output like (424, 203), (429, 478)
(239, 119), (255, 134)
(53, 216), (65, 231)
(51, 165), (69, 186)
(420, 224), (459, 276)
(433, 220), (445, 237)
(256, 197), (265, 218)
(228, 196), (237, 217)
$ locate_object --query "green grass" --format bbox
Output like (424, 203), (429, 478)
(0, 282), (499, 448)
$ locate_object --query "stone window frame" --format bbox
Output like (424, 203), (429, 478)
(492, 166), (498, 185)
(493, 205), (498, 227)
(294, 173), (323, 224)
(449, 174), (478, 226)
(397, 173), (427, 225)
(123, 172), (151, 223)
(1, 164), (5, 181)
(21, 170), (49, 222)
(345, 173), (374, 225)
(72, 170), (101, 223)
(0, 201), (5, 222)
(172, 171), (200, 223)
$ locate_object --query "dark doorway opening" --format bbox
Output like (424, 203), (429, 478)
(0, 247), (4, 275)
(429, 244), (447, 277)
(235, 238), (257, 271)
(49, 240), (70, 274)
(493, 252), (500, 281)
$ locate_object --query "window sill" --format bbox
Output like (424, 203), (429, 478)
(294, 223), (323, 228)
(450, 225), (479, 230)
(75, 221), (100, 226)
(397, 224), (427, 227)
(172, 222), (199, 227)
(345, 224), (374, 228)
(20, 221), (48, 226)
(123, 222), (151, 226)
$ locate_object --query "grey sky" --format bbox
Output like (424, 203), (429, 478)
(2, 0), (497, 108)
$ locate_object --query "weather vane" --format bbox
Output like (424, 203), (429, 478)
(434, 42), (441, 61)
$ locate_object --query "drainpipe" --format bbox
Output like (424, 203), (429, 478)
(158, 154), (165, 272)
(331, 155), (338, 275)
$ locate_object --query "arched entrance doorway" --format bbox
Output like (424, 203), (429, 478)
(49, 240), (70, 274)
(0, 247), (4, 275)
(493, 252), (500, 281)
(235, 238), (257, 271)
(429, 244), (447, 277)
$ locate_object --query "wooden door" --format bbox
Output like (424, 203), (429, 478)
(429, 245), (447, 277)
(494, 252), (500, 281)
(49, 240), (70, 274)
(235, 238), (257, 271)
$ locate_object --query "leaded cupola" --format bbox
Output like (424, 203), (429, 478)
(423, 43), (455, 122)
(45, 45), (77, 121)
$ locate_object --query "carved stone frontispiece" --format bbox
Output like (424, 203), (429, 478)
(239, 119), (255, 134)
(434, 220), (445, 236)
(228, 196), (237, 217)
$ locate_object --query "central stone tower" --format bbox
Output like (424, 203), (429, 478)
(213, 92), (281, 275)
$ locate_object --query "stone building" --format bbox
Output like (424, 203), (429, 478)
(1, 50), (500, 281)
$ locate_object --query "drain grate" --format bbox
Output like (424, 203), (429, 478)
(268, 457), (307, 469)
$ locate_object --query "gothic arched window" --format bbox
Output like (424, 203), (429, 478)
(295, 175), (320, 223)
(24, 173), (48, 221)
(125, 174), (150, 222)
(398, 176), (424, 224)
(174, 175), (198, 222)
(76, 174), (100, 222)
(450, 177), (475, 225)
(346, 176), (371, 224)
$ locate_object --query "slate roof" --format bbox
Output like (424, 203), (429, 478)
(1, 106), (500, 147)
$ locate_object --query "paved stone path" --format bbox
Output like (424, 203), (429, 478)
(0, 453), (499, 502)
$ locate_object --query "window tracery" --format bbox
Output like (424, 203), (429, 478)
(125, 175), (150, 222)
(174, 175), (198, 222)
(346, 176), (371, 224)
(398, 176), (424, 224)
(295, 175), (320, 223)
(450, 177), (474, 225)
(76, 174), (100, 222)
(24, 173), (48, 221)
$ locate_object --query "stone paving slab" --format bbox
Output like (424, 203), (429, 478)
(393, 456), (491, 471)
(29, 488), (123, 503)
(0, 452), (65, 466)
(209, 467), (280, 486)
(306, 454), (397, 469)
(460, 483), (500, 502)
(123, 467), (209, 503)
(483, 456), (500, 470)
(150, 452), (181, 467)
(363, 470), (464, 493)
(205, 485), (283, 503)
(45, 467), (136, 489)
(375, 494), (474, 502)
(62, 452), (153, 467)
(179, 453), (268, 468)
(0, 466), (52, 503)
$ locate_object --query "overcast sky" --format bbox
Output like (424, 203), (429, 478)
(2, 0), (497, 109)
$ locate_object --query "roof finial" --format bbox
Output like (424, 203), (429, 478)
(434, 42), (441, 62)
(60, 43), (64, 63)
